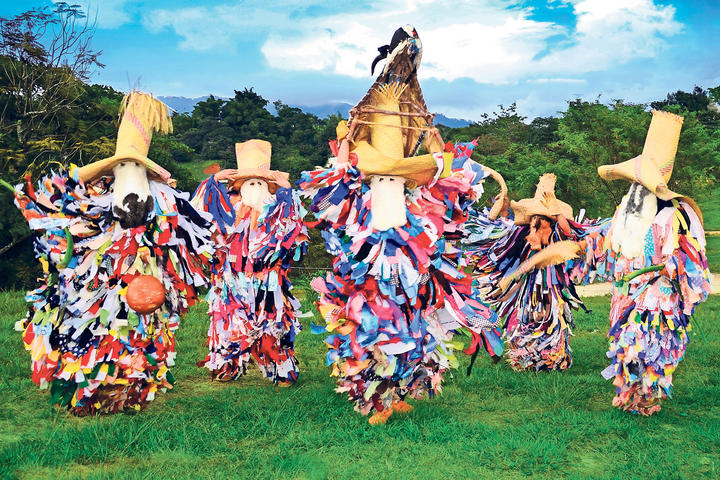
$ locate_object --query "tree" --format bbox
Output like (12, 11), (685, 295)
(0, 3), (104, 177)
(651, 86), (710, 112)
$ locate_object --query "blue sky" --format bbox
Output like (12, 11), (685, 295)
(3, 0), (720, 120)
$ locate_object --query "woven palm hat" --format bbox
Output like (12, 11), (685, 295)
(343, 82), (451, 188)
(511, 174), (573, 225)
(224, 140), (290, 193)
(339, 25), (452, 188)
(597, 110), (702, 220)
(77, 91), (173, 184)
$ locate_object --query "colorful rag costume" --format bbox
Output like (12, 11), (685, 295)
(193, 140), (308, 384)
(568, 110), (711, 415)
(6, 92), (213, 414)
(299, 26), (506, 424)
(466, 174), (609, 371)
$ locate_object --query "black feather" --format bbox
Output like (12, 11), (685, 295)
(371, 44), (390, 75)
(389, 27), (411, 52)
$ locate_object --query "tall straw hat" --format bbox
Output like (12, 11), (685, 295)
(348, 83), (450, 188)
(225, 140), (290, 193)
(597, 110), (702, 220)
(511, 174), (573, 225)
(341, 26), (452, 188)
(77, 91), (173, 184)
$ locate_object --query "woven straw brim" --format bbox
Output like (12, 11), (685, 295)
(523, 240), (582, 269)
(353, 141), (445, 188)
(498, 240), (583, 291)
(511, 198), (573, 225)
(77, 154), (172, 184)
(228, 168), (291, 193)
(598, 154), (704, 224)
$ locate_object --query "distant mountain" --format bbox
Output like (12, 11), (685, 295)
(158, 96), (212, 114)
(433, 114), (472, 128)
(288, 102), (353, 118)
(158, 96), (471, 127)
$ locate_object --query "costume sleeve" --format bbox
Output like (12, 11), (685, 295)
(652, 201), (710, 314)
(297, 153), (368, 229)
(191, 175), (236, 235)
(465, 216), (525, 287)
(413, 142), (499, 240)
(566, 216), (613, 285)
(6, 171), (88, 269)
(249, 188), (309, 269)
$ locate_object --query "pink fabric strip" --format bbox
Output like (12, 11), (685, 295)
(125, 111), (151, 149)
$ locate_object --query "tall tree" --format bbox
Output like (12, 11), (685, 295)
(0, 3), (104, 177)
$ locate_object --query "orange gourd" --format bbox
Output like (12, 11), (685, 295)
(126, 275), (165, 314)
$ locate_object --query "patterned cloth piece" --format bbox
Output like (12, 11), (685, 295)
(12, 169), (213, 414)
(298, 142), (502, 416)
(466, 212), (610, 371)
(193, 176), (308, 384)
(568, 199), (711, 415)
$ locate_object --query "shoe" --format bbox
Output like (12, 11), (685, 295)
(368, 407), (393, 425)
(392, 400), (413, 414)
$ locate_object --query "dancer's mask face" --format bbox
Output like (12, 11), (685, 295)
(369, 175), (407, 231)
(526, 216), (553, 250)
(112, 161), (153, 229)
(610, 182), (657, 259)
(240, 178), (271, 211)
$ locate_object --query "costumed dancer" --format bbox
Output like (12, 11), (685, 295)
(298, 26), (507, 424)
(5, 92), (214, 415)
(466, 174), (609, 371)
(192, 140), (308, 384)
(568, 110), (711, 414)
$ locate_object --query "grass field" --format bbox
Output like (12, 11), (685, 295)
(699, 186), (720, 232)
(707, 236), (720, 272)
(1, 282), (719, 480)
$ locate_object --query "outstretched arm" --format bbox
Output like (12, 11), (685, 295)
(566, 216), (613, 285)
(4, 171), (84, 269)
(191, 174), (236, 235)
(250, 187), (309, 269)
(297, 140), (367, 230)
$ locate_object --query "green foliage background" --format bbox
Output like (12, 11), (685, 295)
(1, 6), (719, 289)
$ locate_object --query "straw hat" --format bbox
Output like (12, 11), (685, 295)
(226, 140), (290, 193)
(511, 174), (573, 225)
(597, 110), (702, 221)
(77, 91), (173, 184)
(343, 82), (451, 188)
(341, 26), (451, 188)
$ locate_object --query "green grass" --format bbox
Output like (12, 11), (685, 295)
(707, 236), (720, 273)
(699, 186), (720, 232)
(1, 286), (719, 480)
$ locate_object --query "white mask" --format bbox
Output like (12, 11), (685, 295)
(610, 182), (658, 259)
(112, 161), (152, 229)
(369, 175), (407, 231)
(240, 178), (271, 211)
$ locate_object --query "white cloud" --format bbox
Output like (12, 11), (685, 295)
(145, 0), (681, 85)
(534, 0), (682, 75)
(144, 6), (224, 51)
(142, 1), (308, 52)
(529, 78), (587, 84)
(263, 1), (565, 83)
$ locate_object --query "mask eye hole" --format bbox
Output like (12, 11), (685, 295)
(379, 177), (384, 182)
